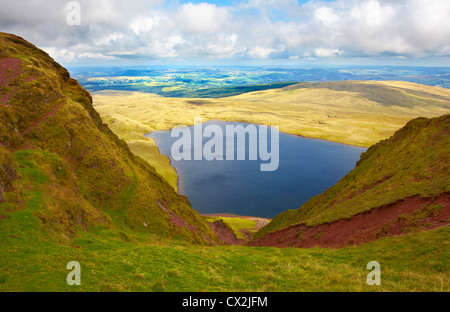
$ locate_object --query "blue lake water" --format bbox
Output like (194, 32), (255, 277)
(147, 120), (366, 218)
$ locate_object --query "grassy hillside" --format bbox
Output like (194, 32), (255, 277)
(1, 138), (448, 291)
(255, 114), (450, 240)
(0, 32), (218, 244)
(93, 81), (450, 190)
(1, 201), (449, 291)
(1, 33), (449, 292)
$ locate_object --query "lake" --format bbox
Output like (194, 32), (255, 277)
(147, 120), (366, 218)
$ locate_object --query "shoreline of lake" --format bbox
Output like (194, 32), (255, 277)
(146, 118), (369, 194)
(147, 120), (367, 218)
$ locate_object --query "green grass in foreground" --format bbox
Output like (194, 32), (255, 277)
(0, 133), (448, 292)
(1, 187), (449, 291)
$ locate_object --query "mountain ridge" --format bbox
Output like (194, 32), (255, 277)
(0, 32), (219, 244)
(252, 114), (450, 246)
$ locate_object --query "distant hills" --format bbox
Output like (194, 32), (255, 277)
(93, 79), (450, 190)
(72, 65), (450, 95)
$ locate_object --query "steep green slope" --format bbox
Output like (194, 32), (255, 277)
(1, 209), (449, 291)
(255, 114), (450, 240)
(0, 33), (218, 244)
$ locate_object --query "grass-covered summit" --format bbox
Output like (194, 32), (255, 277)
(0, 32), (218, 244)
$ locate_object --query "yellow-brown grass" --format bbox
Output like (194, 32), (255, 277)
(92, 80), (450, 190)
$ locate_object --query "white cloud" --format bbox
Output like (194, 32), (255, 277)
(314, 6), (340, 25)
(129, 14), (164, 35)
(248, 47), (277, 58)
(176, 3), (232, 35)
(95, 32), (124, 46)
(42, 47), (75, 63)
(314, 48), (342, 58)
(79, 52), (117, 60)
(1, 0), (450, 63)
(204, 34), (243, 58)
(366, 1), (382, 26)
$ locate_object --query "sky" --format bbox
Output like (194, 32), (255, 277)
(1, 0), (450, 67)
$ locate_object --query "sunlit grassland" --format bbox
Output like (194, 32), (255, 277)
(1, 197), (449, 292)
(92, 80), (450, 191)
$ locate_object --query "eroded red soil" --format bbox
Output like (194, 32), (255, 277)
(249, 194), (450, 248)
(21, 103), (62, 135)
(203, 213), (271, 244)
(0, 57), (23, 105)
(209, 219), (242, 245)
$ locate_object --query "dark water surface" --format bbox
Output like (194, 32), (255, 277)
(147, 120), (366, 218)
